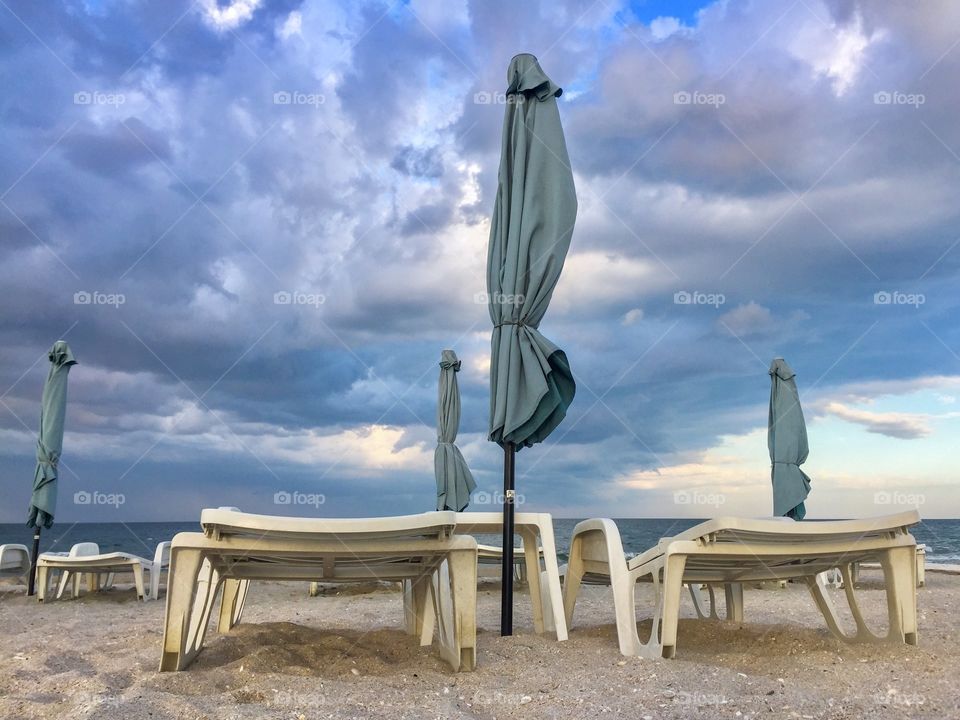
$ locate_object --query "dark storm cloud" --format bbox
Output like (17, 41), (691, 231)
(1, 0), (960, 520)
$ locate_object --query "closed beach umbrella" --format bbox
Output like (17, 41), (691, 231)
(768, 357), (810, 520)
(26, 340), (77, 594)
(435, 349), (476, 512)
(487, 53), (577, 634)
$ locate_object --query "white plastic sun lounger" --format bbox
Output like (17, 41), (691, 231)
(0, 544), (31, 582)
(563, 511), (920, 659)
(36, 541), (171, 602)
(159, 509), (478, 673)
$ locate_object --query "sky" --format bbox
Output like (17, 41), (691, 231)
(1, 0), (959, 523)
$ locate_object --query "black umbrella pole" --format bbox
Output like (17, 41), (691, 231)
(27, 527), (41, 596)
(500, 442), (516, 636)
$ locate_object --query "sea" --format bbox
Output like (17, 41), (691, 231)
(3, 518), (959, 565)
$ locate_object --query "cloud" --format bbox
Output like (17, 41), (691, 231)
(822, 401), (931, 439)
(2, 0), (960, 520)
(199, 0), (263, 31)
(717, 301), (775, 337)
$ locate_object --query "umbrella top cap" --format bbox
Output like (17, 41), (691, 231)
(506, 53), (562, 100)
(48, 340), (77, 367)
(769, 357), (795, 380)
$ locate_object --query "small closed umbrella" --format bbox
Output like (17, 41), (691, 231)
(487, 53), (577, 634)
(435, 349), (476, 512)
(768, 357), (810, 520)
(26, 340), (77, 594)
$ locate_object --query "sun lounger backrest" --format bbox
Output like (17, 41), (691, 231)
(665, 511), (920, 548)
(199, 509), (459, 542)
(69, 542), (100, 557)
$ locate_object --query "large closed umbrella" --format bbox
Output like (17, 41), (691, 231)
(435, 349), (476, 511)
(26, 340), (77, 594)
(768, 357), (810, 520)
(487, 53), (577, 634)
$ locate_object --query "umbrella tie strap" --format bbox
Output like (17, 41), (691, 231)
(494, 321), (527, 329)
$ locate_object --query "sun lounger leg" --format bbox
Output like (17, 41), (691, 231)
(402, 575), (432, 641)
(432, 562), (455, 665)
(71, 571), (82, 599)
(657, 554), (687, 658)
(132, 563), (146, 601)
(806, 572), (850, 640)
(688, 584), (717, 619)
(37, 565), (49, 602)
(434, 551), (477, 672)
(562, 541), (585, 631)
(160, 550), (220, 671)
(447, 547), (477, 671)
(520, 528), (545, 634)
(880, 546), (918, 645)
(218, 578), (249, 632)
(725, 583), (744, 622)
(538, 522), (567, 641)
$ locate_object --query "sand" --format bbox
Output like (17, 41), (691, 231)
(0, 568), (957, 719)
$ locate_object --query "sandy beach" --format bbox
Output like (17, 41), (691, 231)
(0, 567), (956, 720)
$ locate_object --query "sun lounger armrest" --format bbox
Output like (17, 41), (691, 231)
(154, 541), (171, 569)
(569, 518), (627, 569)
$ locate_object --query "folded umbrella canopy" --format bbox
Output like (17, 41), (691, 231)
(768, 357), (811, 520)
(26, 340), (77, 594)
(487, 53), (577, 634)
(435, 349), (476, 512)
